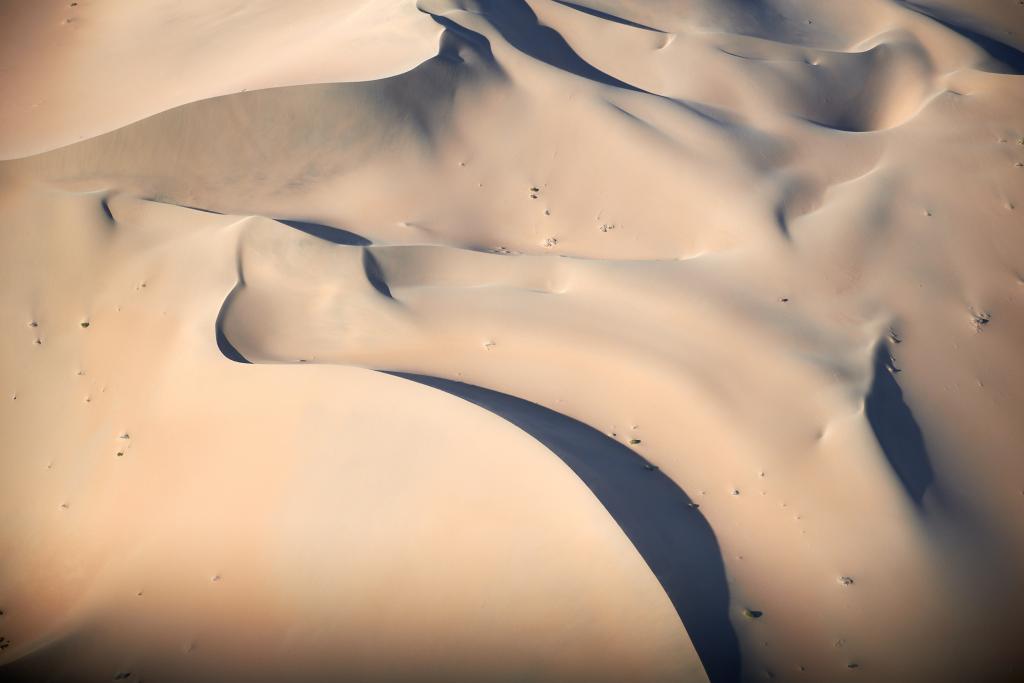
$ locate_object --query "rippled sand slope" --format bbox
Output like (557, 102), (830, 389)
(1, 1), (1023, 681)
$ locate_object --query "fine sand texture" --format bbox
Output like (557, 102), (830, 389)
(2, 1), (1023, 682)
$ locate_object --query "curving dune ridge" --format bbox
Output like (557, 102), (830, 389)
(1, 1), (1023, 681)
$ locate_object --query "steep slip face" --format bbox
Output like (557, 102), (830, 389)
(3, 1), (1024, 682)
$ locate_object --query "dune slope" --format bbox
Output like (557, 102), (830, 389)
(2, 1), (1024, 682)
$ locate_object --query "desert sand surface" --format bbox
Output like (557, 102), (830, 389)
(1, 1), (1023, 681)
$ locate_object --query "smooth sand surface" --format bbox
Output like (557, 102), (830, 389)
(1, 1), (1023, 681)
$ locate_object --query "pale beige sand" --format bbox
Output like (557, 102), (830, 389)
(1, 1), (1023, 682)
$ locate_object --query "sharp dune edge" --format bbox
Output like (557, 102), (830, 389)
(0, 0), (1022, 681)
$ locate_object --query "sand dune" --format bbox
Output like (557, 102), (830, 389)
(0, 0), (441, 159)
(2, 1), (1023, 681)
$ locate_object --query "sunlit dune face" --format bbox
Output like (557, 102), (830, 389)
(1, 0), (1023, 681)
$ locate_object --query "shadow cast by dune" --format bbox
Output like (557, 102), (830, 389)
(99, 197), (116, 224)
(426, 1), (743, 135)
(139, 198), (225, 215)
(865, 346), (935, 507)
(461, 0), (645, 92)
(551, 1), (664, 33)
(387, 372), (741, 683)
(136, 199), (372, 247)
(215, 282), (250, 364)
(898, 1), (1024, 74)
(362, 249), (393, 299)
(432, 14), (497, 66)
(276, 220), (371, 246)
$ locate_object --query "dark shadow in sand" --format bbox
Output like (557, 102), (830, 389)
(174, 203), (223, 215)
(432, 14), (497, 65)
(362, 250), (393, 299)
(426, 2), (742, 135)
(138, 198), (371, 247)
(460, 0), (645, 92)
(551, 1), (664, 33)
(387, 372), (741, 683)
(774, 203), (792, 240)
(898, 1), (1024, 73)
(100, 197), (116, 223)
(276, 220), (371, 246)
(215, 282), (250, 364)
(865, 346), (935, 507)
(138, 198), (222, 215)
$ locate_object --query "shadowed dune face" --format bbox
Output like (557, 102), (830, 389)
(387, 373), (742, 683)
(895, 1), (1024, 74)
(865, 345), (935, 508)
(425, 0), (646, 91)
(274, 220), (371, 246)
(3, 1), (1024, 682)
